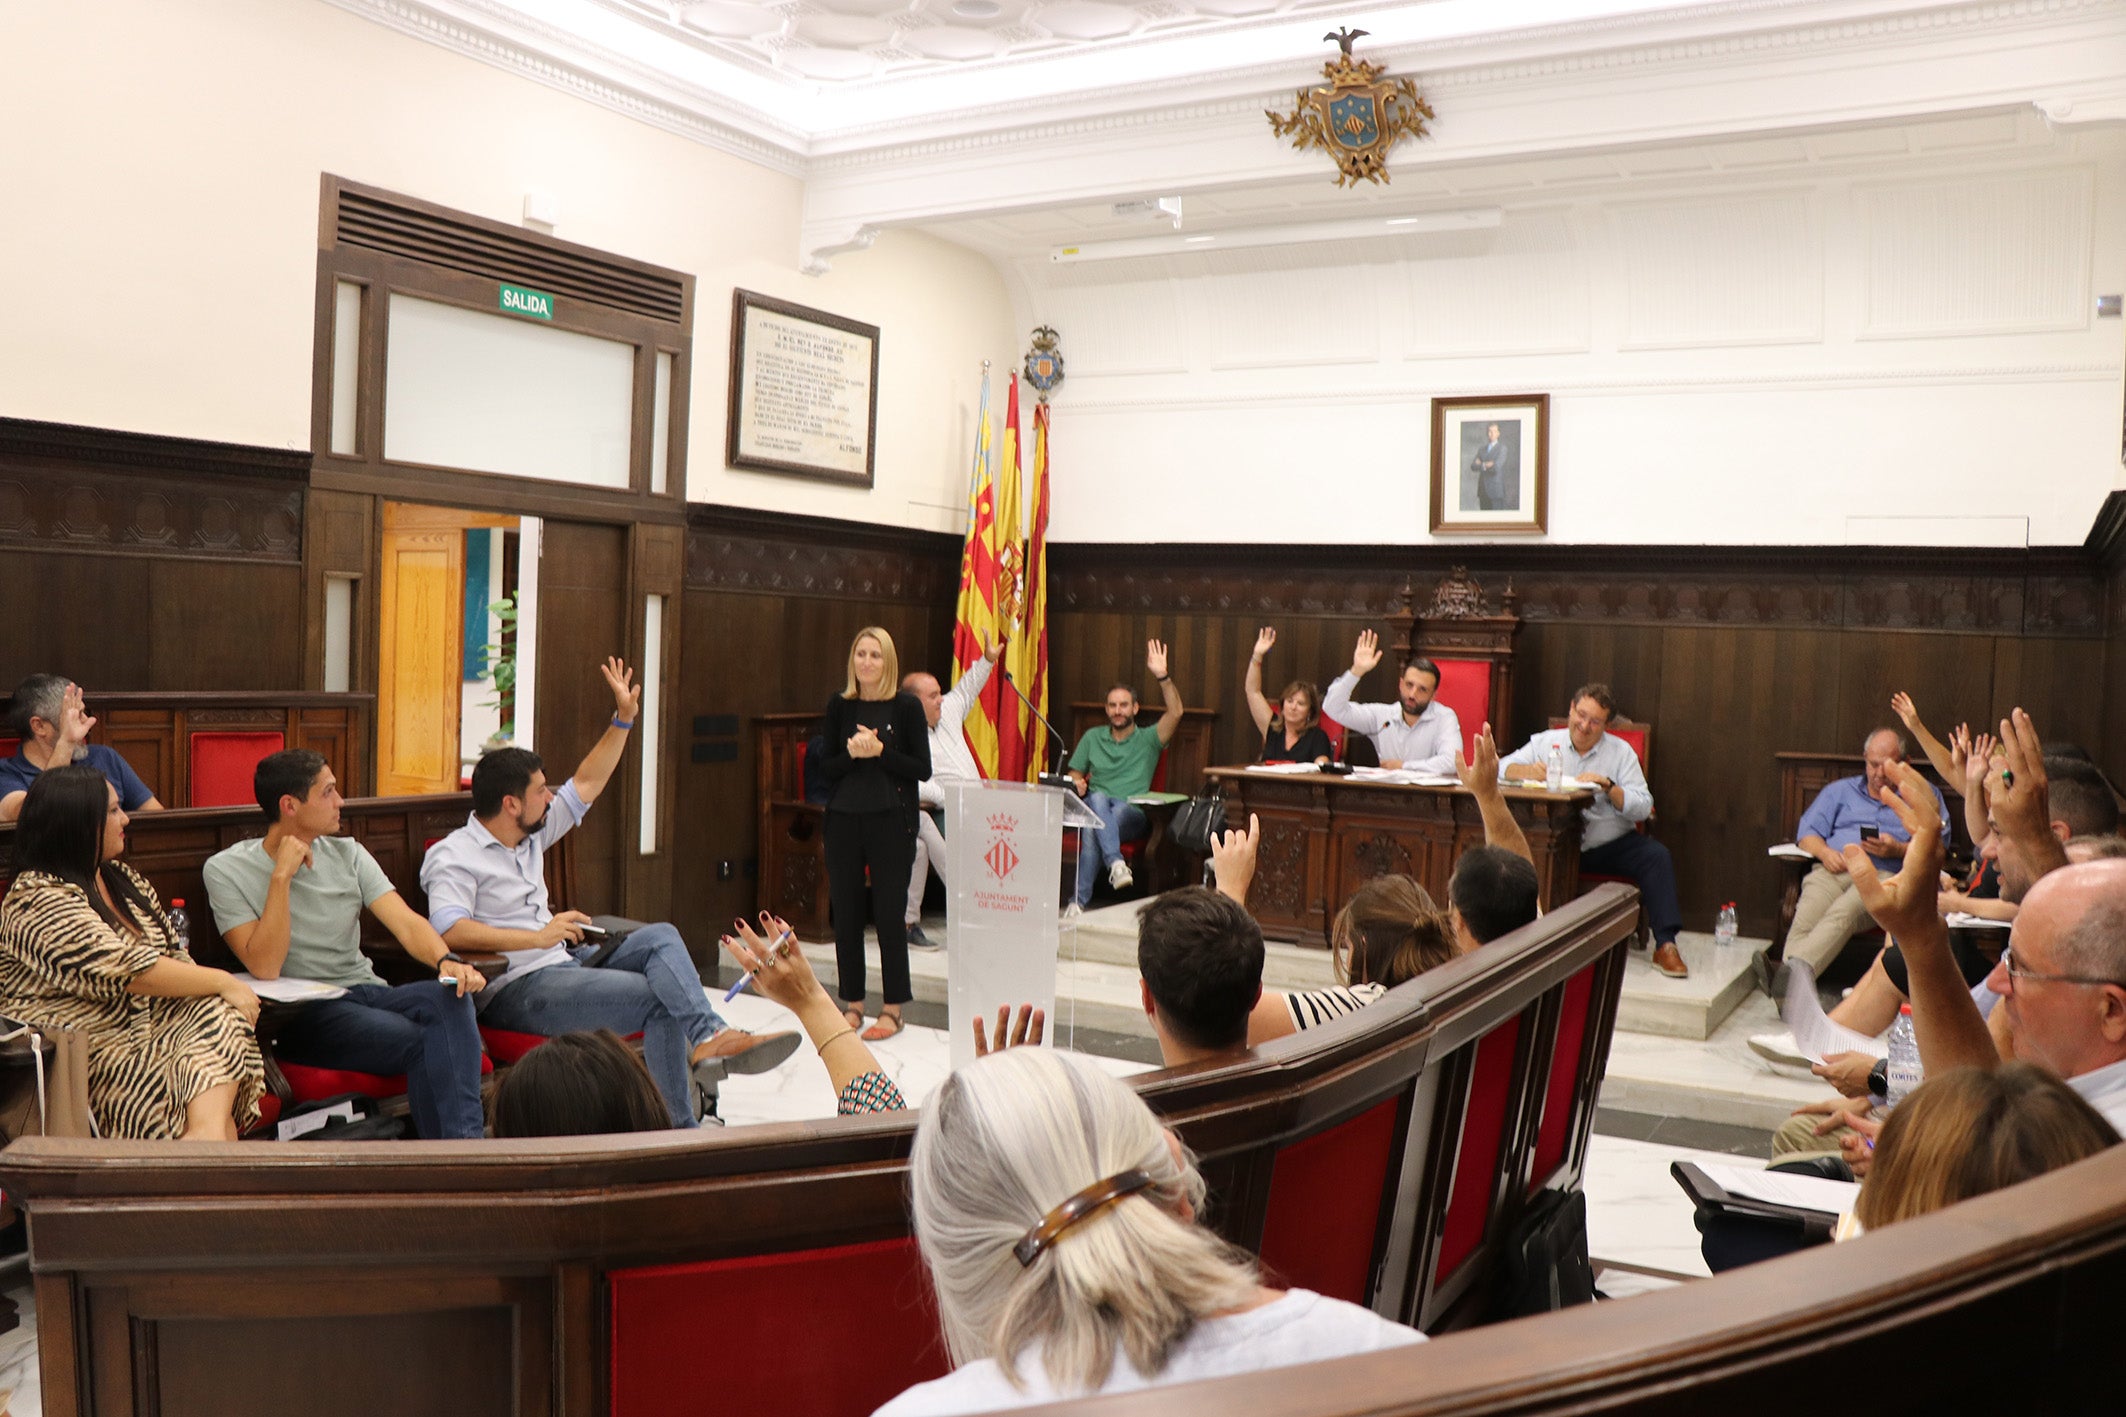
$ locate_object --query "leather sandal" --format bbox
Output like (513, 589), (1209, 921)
(861, 1007), (905, 1041)
(843, 1005), (866, 1033)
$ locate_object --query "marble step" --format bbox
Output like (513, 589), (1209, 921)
(1614, 931), (1763, 1042)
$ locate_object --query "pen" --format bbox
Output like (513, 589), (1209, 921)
(723, 929), (796, 1001)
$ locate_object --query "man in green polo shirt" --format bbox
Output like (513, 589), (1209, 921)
(1066, 639), (1185, 914)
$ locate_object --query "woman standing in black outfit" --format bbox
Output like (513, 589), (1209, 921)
(821, 626), (931, 1040)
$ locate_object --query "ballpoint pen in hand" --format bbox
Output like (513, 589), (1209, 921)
(723, 928), (797, 1001)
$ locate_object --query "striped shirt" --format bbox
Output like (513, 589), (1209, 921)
(1284, 981), (1388, 1031)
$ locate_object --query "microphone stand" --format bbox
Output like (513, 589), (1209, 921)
(1000, 667), (1075, 791)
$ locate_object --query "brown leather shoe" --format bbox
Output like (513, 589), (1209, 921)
(694, 1028), (802, 1075)
(1650, 942), (1690, 979)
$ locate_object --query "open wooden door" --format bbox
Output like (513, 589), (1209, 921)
(377, 502), (514, 795)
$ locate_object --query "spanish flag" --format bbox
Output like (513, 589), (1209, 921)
(1014, 399), (1053, 779)
(990, 377), (1030, 782)
(952, 369), (1003, 778)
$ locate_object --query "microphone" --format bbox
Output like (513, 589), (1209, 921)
(1000, 667), (1075, 791)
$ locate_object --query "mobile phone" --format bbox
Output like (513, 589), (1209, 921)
(578, 923), (609, 938)
(1859, 826), (1880, 841)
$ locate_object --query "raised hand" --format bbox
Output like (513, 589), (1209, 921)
(1889, 691), (1919, 729)
(1455, 723), (1502, 796)
(56, 684), (96, 752)
(1988, 710), (2049, 845)
(972, 1003), (1046, 1056)
(600, 657), (642, 721)
(981, 633), (1005, 664)
(1209, 812), (1260, 907)
(1351, 628), (1383, 677)
(720, 912), (825, 1013)
(1252, 627), (1277, 661)
(1844, 763), (1945, 942)
(1146, 639), (1170, 680)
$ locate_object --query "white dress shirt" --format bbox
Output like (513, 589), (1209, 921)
(919, 657), (993, 807)
(1497, 728), (1653, 851)
(1321, 672), (1462, 774)
(2068, 1055), (2126, 1135)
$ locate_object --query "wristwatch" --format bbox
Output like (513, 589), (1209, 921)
(438, 952), (467, 975)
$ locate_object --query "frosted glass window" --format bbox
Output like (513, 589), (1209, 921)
(330, 283), (362, 456)
(650, 351), (674, 495)
(383, 294), (634, 487)
(322, 576), (355, 691)
(638, 594), (664, 856)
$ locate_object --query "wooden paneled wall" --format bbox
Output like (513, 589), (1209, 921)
(1046, 542), (2113, 937)
(0, 419), (310, 690)
(672, 506), (959, 942)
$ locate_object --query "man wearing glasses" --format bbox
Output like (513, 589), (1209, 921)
(1849, 712), (2126, 1134)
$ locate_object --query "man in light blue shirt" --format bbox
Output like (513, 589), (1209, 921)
(1322, 630), (1462, 774)
(1499, 683), (1685, 978)
(1776, 728), (1948, 985)
(420, 657), (798, 1127)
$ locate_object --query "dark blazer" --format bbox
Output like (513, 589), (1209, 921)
(818, 691), (932, 824)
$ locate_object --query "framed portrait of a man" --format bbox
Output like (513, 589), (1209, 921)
(1429, 393), (1549, 535)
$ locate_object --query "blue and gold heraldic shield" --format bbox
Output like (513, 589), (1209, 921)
(1329, 93), (1380, 149)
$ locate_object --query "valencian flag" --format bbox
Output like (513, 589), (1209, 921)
(1012, 398), (1053, 778)
(951, 369), (1004, 777)
(988, 377), (1031, 782)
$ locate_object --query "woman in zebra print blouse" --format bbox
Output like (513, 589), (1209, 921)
(0, 764), (265, 1140)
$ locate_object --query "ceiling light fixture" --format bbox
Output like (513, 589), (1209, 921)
(1050, 207), (1501, 263)
(953, 0), (1002, 16)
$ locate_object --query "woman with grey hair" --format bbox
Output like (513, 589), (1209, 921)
(875, 1049), (1420, 1414)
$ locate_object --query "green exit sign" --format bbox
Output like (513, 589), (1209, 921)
(499, 283), (554, 320)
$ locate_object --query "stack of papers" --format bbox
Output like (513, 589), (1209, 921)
(233, 973), (347, 1004)
(1694, 1162), (1860, 1218)
(1946, 911), (2013, 931)
(1768, 843), (1816, 860)
(1246, 762), (1321, 775)
(1348, 767), (1461, 786)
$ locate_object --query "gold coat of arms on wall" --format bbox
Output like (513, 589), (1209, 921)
(1266, 29), (1434, 187)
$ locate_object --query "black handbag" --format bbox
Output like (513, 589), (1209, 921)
(1171, 782), (1228, 855)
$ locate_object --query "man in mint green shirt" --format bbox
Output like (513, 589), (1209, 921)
(1067, 639), (1184, 912)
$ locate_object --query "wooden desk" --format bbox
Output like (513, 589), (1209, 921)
(1206, 767), (1591, 947)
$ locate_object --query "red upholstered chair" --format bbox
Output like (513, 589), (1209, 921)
(1428, 659), (1493, 763)
(255, 1055), (494, 1137)
(1526, 961), (1603, 1194)
(189, 730), (286, 808)
(1433, 1014), (1524, 1292)
(1257, 1096), (1401, 1304)
(1321, 717), (1346, 760)
(478, 1026), (645, 1067)
(0, 737), (18, 760)
(609, 1237), (949, 1417)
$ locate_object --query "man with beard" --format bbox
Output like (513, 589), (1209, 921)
(1322, 630), (1463, 774)
(421, 657), (797, 1127)
(1065, 640), (1184, 914)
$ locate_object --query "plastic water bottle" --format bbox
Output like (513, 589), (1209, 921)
(1714, 902), (1737, 948)
(1886, 1004), (1922, 1107)
(1545, 743), (1564, 792)
(167, 898), (191, 954)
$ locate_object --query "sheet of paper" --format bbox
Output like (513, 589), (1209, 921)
(1410, 774), (1461, 787)
(1126, 791), (1188, 806)
(1946, 912), (2012, 931)
(234, 973), (348, 1004)
(1245, 762), (1320, 775)
(1780, 958), (1888, 1063)
(1697, 1161), (1860, 1218)
(1768, 842), (1815, 860)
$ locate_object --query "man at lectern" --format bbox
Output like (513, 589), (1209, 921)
(899, 634), (1003, 951)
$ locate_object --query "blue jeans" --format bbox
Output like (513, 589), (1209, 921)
(473, 923), (726, 1128)
(273, 981), (485, 1139)
(1074, 792), (1147, 906)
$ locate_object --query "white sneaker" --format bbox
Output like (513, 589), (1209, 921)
(1062, 901), (1084, 920)
(1748, 1031), (1813, 1069)
(1108, 858), (1134, 891)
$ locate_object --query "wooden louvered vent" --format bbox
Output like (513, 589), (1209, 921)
(334, 187), (686, 324)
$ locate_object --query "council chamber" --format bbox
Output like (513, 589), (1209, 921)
(0, 1), (2123, 1413)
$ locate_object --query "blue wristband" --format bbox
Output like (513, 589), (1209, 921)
(612, 716), (634, 729)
